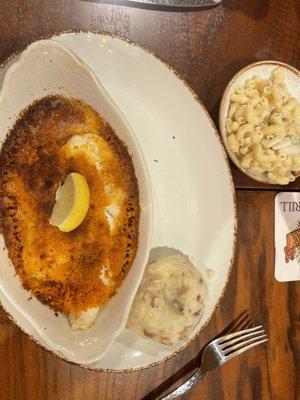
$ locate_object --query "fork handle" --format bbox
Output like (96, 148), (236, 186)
(160, 368), (205, 400)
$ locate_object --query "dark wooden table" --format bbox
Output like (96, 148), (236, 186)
(0, 1), (299, 399)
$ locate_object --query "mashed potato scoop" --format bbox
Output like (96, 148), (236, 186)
(127, 255), (208, 346)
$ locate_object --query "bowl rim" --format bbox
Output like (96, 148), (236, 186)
(219, 60), (300, 186)
(0, 30), (237, 373)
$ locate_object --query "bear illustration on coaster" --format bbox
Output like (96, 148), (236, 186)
(284, 225), (300, 263)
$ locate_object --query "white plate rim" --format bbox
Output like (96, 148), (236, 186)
(0, 30), (237, 372)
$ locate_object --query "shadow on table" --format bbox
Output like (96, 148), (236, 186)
(223, 0), (270, 20)
(141, 310), (252, 400)
(82, 0), (221, 12)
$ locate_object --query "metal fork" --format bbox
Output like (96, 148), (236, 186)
(161, 325), (267, 399)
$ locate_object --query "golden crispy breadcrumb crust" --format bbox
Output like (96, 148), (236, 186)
(0, 95), (139, 314)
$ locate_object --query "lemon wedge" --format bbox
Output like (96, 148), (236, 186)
(50, 172), (90, 232)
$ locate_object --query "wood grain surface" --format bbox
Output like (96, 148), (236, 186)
(0, 0), (299, 399)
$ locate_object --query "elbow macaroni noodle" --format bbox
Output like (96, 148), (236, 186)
(225, 67), (300, 184)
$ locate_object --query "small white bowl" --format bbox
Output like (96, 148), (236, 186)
(219, 60), (300, 184)
(0, 40), (153, 365)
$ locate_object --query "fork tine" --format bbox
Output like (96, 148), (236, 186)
(224, 338), (268, 361)
(220, 329), (265, 350)
(223, 334), (267, 355)
(216, 325), (263, 344)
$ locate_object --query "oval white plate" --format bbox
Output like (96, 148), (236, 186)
(219, 60), (300, 184)
(0, 32), (236, 371)
(0, 39), (153, 365)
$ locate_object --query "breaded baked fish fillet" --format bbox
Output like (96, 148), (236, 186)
(0, 95), (139, 315)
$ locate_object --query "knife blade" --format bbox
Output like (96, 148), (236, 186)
(122, 0), (222, 6)
(85, 0), (222, 8)
(123, 0), (222, 5)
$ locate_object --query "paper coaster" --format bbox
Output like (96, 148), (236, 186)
(275, 192), (300, 282)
